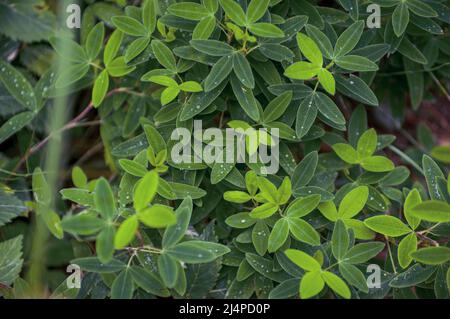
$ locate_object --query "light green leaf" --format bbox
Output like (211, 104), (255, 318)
(409, 200), (450, 223)
(85, 22), (105, 60)
(92, 69), (109, 107)
(300, 270), (324, 299)
(284, 249), (321, 272)
(361, 156), (395, 172)
(162, 197), (193, 248)
(297, 33), (323, 66)
(133, 171), (159, 211)
(249, 23), (285, 38)
(322, 271), (351, 299)
(114, 215), (139, 249)
(332, 143), (359, 164)
(331, 219), (349, 260)
(286, 194), (321, 218)
(317, 69), (335, 95)
(151, 40), (177, 72)
(364, 215), (411, 237)
(335, 55), (379, 72)
(343, 242), (385, 264)
(96, 224), (115, 263)
(338, 186), (369, 219)
(404, 188), (422, 229)
(138, 204), (176, 228)
(398, 232), (417, 269)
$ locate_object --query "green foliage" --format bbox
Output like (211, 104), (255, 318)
(0, 0), (449, 300)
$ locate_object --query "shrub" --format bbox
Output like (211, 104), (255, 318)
(0, 0), (449, 299)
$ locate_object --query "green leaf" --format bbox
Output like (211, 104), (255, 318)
(407, 0), (437, 18)
(94, 177), (116, 220)
(72, 166), (87, 189)
(296, 33), (323, 66)
(96, 224), (115, 263)
(166, 241), (229, 263)
(92, 69), (109, 107)
(114, 215), (139, 249)
(204, 55), (233, 92)
(252, 221), (270, 255)
(248, 23), (284, 38)
(224, 191), (252, 203)
(410, 247), (450, 265)
(268, 218), (289, 253)
(111, 16), (147, 36)
(138, 204), (176, 228)
(333, 20), (364, 57)
(300, 271), (324, 299)
(357, 129), (377, 159)
(158, 253), (179, 288)
(423, 155), (445, 200)
(288, 218), (320, 246)
(60, 188), (94, 207)
(60, 213), (104, 236)
(233, 52), (255, 89)
(0, 111), (35, 144)
(286, 194), (321, 218)
(104, 30), (123, 66)
(322, 271), (351, 299)
(0, 235), (23, 285)
(364, 215), (411, 237)
(361, 156), (395, 172)
(335, 55), (379, 72)
(179, 81), (203, 92)
(246, 0), (270, 23)
(133, 171), (159, 211)
(305, 24), (333, 59)
(398, 232), (417, 269)
(168, 2), (211, 21)
(404, 189), (422, 230)
(296, 94), (317, 138)
(49, 36), (87, 64)
(338, 186), (369, 219)
(192, 16), (216, 40)
(162, 197), (193, 248)
(339, 262), (368, 293)
(0, 60), (37, 111)
(0, 1), (55, 43)
(430, 146), (450, 164)
(284, 249), (321, 272)
(225, 212), (256, 229)
(143, 0), (157, 33)
(0, 192), (26, 227)
(129, 266), (169, 297)
(409, 200), (450, 223)
(85, 22), (105, 60)
(151, 40), (177, 72)
(219, 0), (246, 26)
(343, 242), (385, 264)
(317, 69), (335, 95)
(332, 143), (359, 164)
(331, 219), (349, 260)
(292, 151), (318, 189)
(263, 91), (293, 123)
(284, 61), (320, 80)
(315, 92), (345, 125)
(119, 159), (148, 177)
(111, 269), (134, 299)
(230, 74), (260, 121)
(392, 3), (409, 37)
(335, 75), (379, 106)
(71, 257), (126, 273)
(55, 63), (90, 89)
(125, 37), (151, 62)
